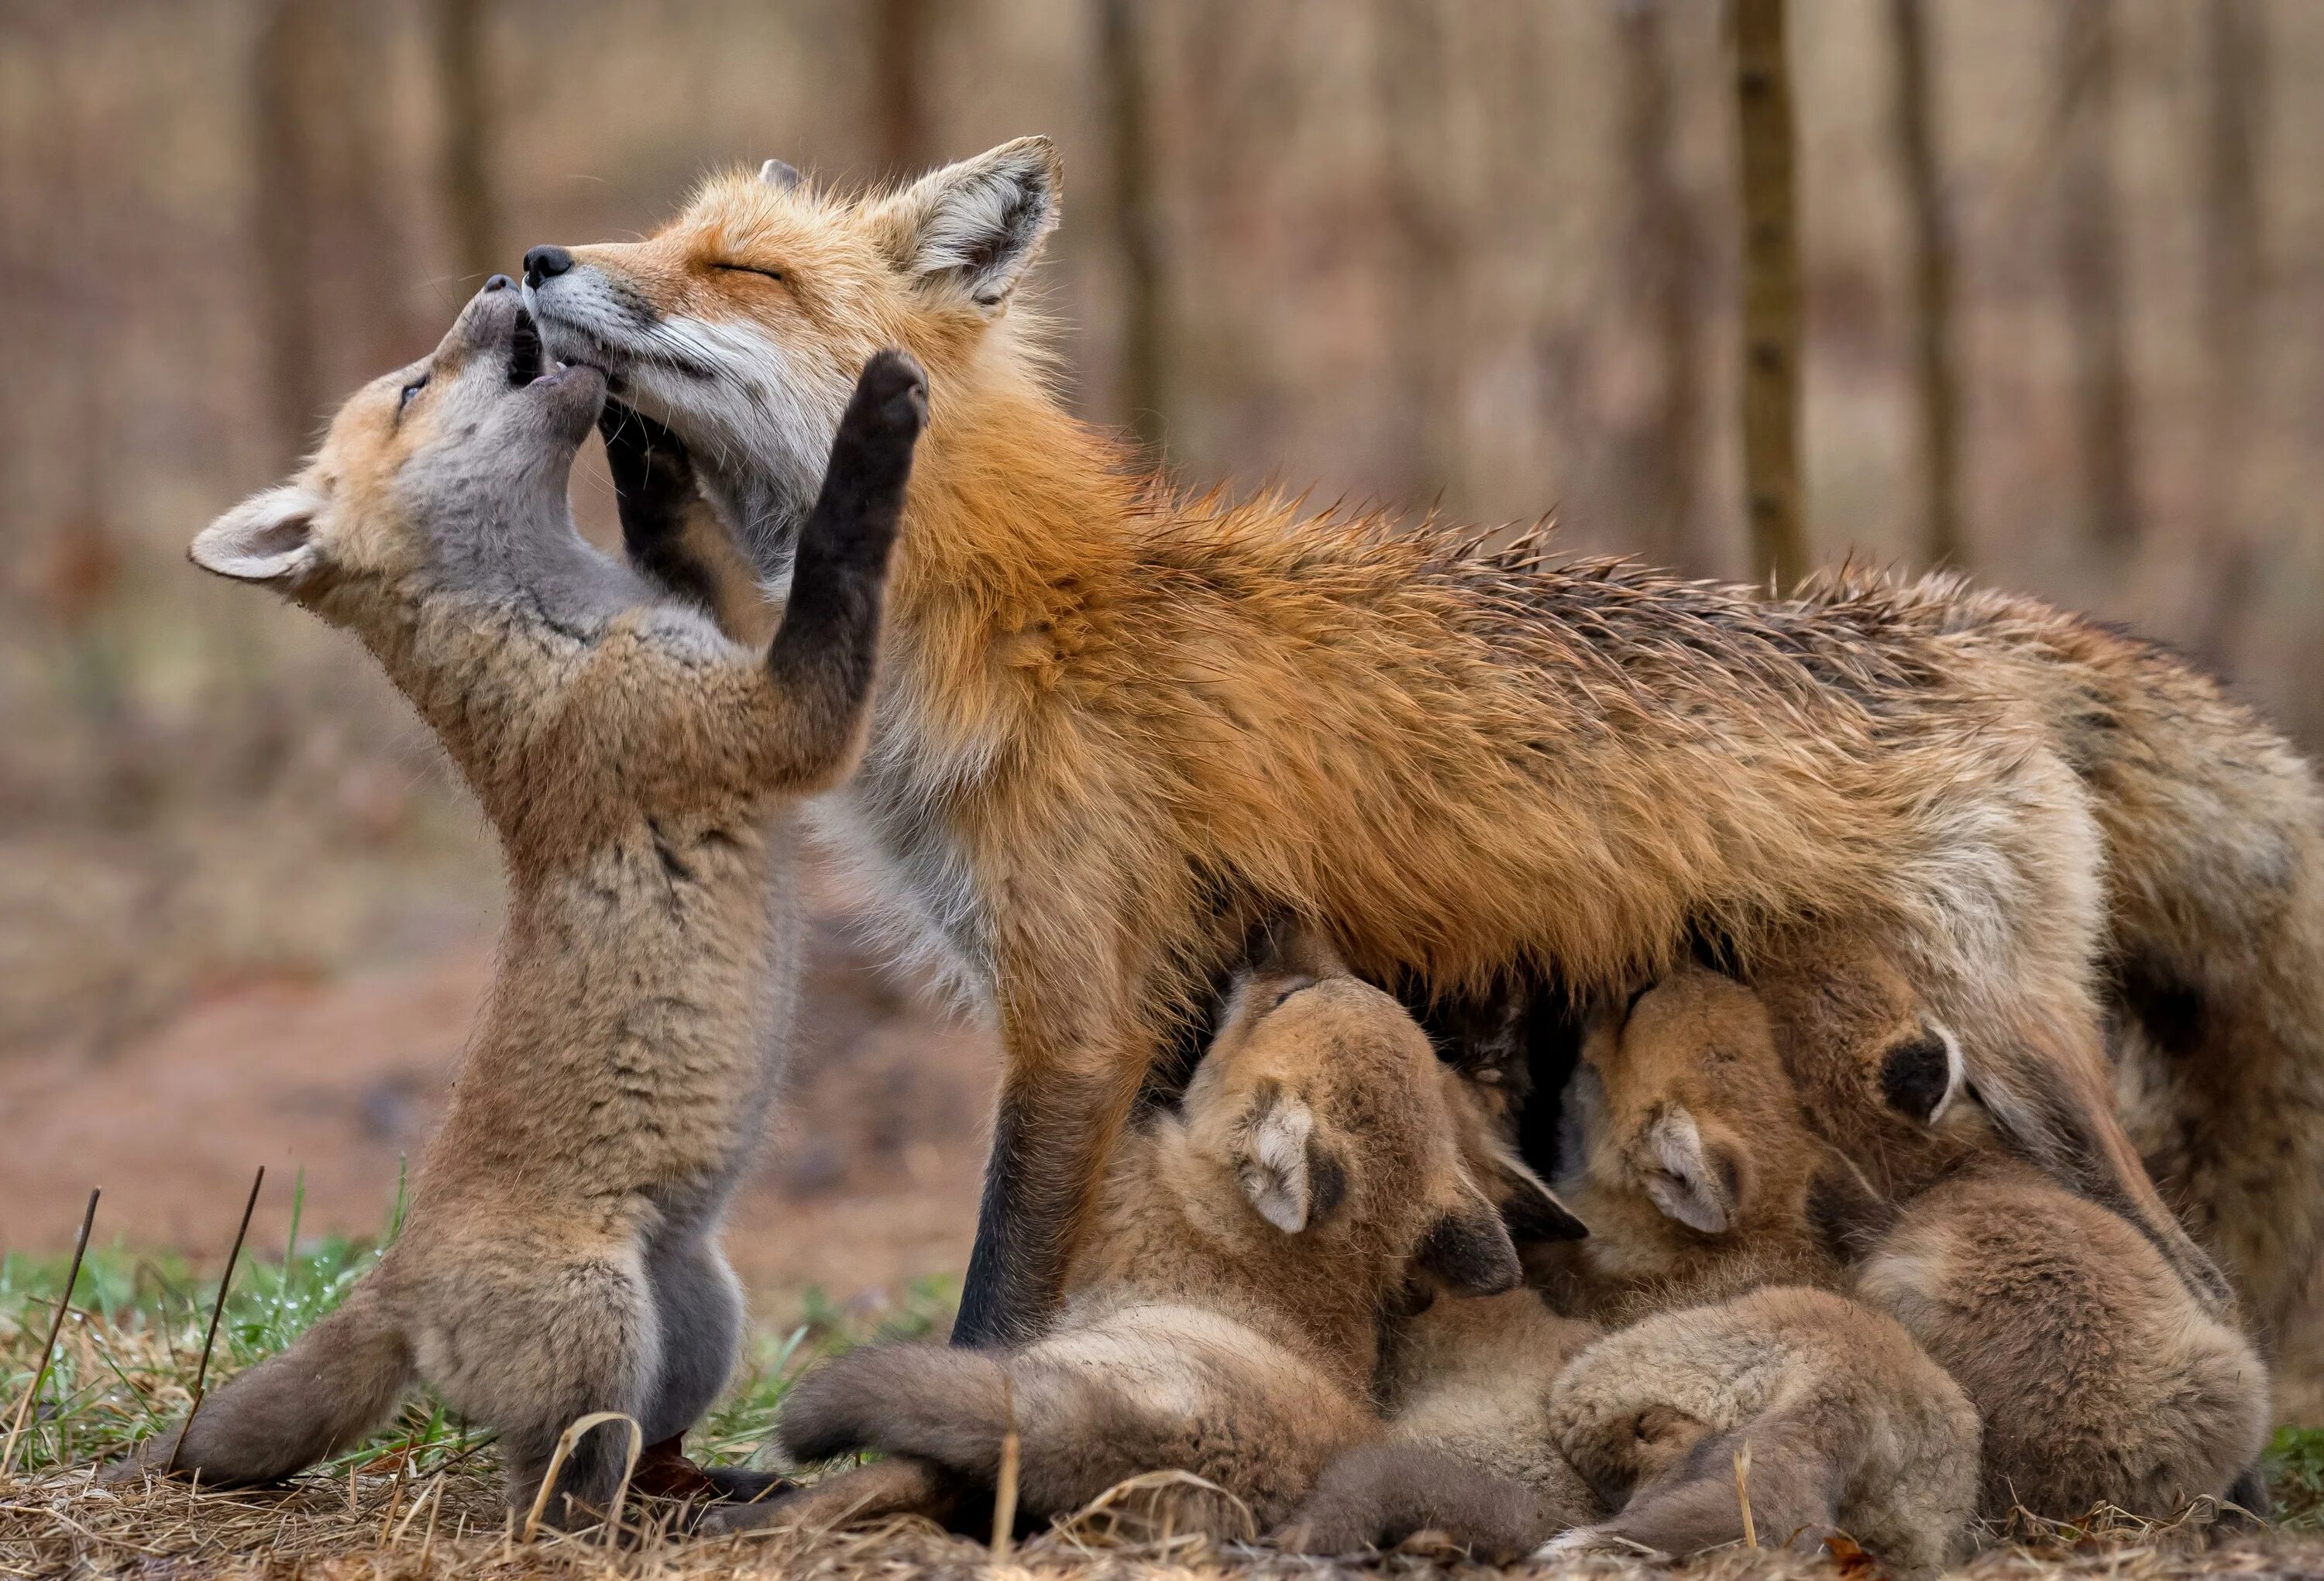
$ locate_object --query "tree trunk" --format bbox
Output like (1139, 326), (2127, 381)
(1099, 0), (1168, 457)
(1888, 0), (1963, 569)
(432, 0), (500, 287)
(251, 0), (326, 470)
(871, 0), (933, 176)
(1732, 0), (1809, 591)
(1614, 0), (1704, 571)
(2057, 0), (2137, 552)
(2194, 0), (2264, 670)
(1373, 0), (1462, 509)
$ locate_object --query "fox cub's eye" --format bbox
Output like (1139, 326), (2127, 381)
(397, 376), (428, 413)
(715, 263), (786, 284)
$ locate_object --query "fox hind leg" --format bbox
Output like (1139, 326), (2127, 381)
(437, 1254), (659, 1525)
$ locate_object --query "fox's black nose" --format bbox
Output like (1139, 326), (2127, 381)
(523, 246), (573, 287)
(483, 273), (513, 293)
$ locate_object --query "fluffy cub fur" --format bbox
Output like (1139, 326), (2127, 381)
(1572, 954), (2274, 1524)
(105, 284), (924, 1521)
(1857, 1163), (2271, 1521)
(1546, 966), (1858, 1317)
(714, 931), (1524, 1539)
(1544, 1286), (1979, 1578)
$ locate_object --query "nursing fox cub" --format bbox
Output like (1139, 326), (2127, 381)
(1554, 960), (2270, 1524)
(108, 280), (927, 1521)
(718, 930), (1555, 1539)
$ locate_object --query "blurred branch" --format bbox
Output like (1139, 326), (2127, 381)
(1614, 0), (1705, 571)
(1732, 0), (1808, 591)
(1373, 0), (1463, 509)
(2056, 0), (2137, 552)
(1888, 0), (1963, 570)
(251, 0), (326, 472)
(1099, 0), (1169, 459)
(2195, 0), (2265, 671)
(872, 0), (933, 175)
(431, 0), (500, 287)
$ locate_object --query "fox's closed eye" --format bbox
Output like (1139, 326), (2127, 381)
(398, 376), (428, 413)
(715, 263), (786, 284)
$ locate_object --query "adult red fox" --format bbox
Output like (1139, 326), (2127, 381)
(521, 140), (2322, 1401)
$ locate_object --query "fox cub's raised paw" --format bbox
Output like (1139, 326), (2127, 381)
(808, 350), (927, 545)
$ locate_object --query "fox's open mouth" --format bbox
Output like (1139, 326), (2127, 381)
(509, 305), (603, 390)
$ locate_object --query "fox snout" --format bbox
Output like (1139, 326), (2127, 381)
(522, 245), (574, 287)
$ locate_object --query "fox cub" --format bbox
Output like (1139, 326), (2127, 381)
(1543, 1285), (1979, 1577)
(1573, 958), (2271, 1522)
(1291, 977), (1980, 1573)
(108, 280), (927, 1521)
(732, 930), (1527, 1539)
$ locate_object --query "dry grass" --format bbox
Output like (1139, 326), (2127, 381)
(6, 1230), (2324, 1581)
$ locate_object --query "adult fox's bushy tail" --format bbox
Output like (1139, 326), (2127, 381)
(111, 1290), (411, 1486)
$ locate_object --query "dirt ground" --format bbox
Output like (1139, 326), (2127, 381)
(0, 857), (998, 1321)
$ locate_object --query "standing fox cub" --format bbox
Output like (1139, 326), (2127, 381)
(524, 139), (2324, 1371)
(727, 931), (1532, 1539)
(107, 280), (928, 1521)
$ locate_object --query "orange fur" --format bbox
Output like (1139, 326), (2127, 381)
(528, 142), (2238, 1346)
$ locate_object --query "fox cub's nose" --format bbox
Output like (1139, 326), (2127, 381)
(523, 246), (573, 287)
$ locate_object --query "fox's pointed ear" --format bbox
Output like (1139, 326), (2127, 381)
(1233, 1083), (1346, 1234)
(1638, 1106), (1740, 1236)
(759, 158), (802, 191)
(1415, 1177), (1524, 1297)
(190, 485), (324, 587)
(868, 136), (1061, 316)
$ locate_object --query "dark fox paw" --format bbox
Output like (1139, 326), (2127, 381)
(847, 349), (930, 441)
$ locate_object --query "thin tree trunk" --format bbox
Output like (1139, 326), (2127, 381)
(252, 0), (326, 469)
(1614, 0), (1704, 571)
(2057, 0), (2137, 551)
(1732, 0), (1808, 591)
(2195, 0), (2264, 670)
(1099, 0), (1168, 456)
(872, 0), (933, 175)
(1373, 0), (1461, 509)
(432, 0), (499, 287)
(1888, 0), (1963, 570)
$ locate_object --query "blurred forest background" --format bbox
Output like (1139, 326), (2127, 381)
(4, 0), (2321, 1292)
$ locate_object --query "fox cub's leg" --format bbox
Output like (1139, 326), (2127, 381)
(634, 1232), (791, 1501)
(775, 1342), (1015, 1478)
(428, 1250), (659, 1524)
(638, 1233), (743, 1445)
(756, 351), (924, 756)
(600, 401), (728, 615)
(105, 1287), (411, 1487)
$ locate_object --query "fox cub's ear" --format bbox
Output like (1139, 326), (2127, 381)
(867, 136), (1061, 316)
(190, 485), (325, 587)
(1415, 1177), (1524, 1297)
(1637, 1106), (1741, 1236)
(1234, 1083), (1349, 1235)
(1879, 1022), (1965, 1126)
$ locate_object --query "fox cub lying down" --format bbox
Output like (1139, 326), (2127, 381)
(718, 929), (1555, 1539)
(108, 280), (927, 1522)
(1556, 963), (2268, 1528)
(1290, 972), (1981, 1574)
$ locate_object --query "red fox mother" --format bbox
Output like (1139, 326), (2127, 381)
(524, 139), (2324, 1405)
